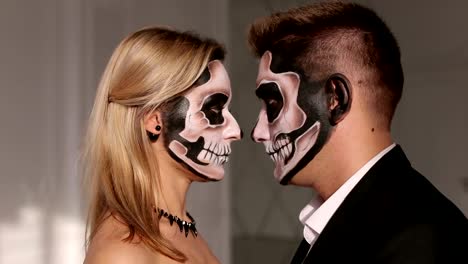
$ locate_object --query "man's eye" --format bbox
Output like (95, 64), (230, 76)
(266, 99), (278, 107)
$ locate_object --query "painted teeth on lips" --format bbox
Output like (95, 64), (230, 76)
(198, 142), (231, 165)
(265, 136), (292, 162)
(204, 143), (231, 157)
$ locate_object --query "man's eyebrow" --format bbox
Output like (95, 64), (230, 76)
(256, 78), (269, 88)
(256, 78), (273, 89)
(255, 79), (262, 87)
(255, 83), (268, 98)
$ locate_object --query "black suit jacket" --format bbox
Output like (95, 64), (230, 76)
(291, 145), (468, 264)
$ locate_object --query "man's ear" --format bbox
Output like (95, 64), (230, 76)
(325, 73), (352, 126)
(144, 111), (163, 141)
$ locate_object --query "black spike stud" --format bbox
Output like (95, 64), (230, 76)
(184, 223), (189, 237)
(154, 208), (198, 238)
(176, 219), (184, 232)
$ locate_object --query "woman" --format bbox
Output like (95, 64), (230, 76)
(82, 27), (241, 263)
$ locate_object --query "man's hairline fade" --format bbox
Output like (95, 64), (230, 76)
(247, 1), (404, 129)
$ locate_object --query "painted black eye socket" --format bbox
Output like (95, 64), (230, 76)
(256, 82), (284, 122)
(201, 93), (228, 125)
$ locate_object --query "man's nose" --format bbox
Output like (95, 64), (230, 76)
(251, 112), (270, 142)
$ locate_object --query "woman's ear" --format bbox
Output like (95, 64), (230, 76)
(144, 111), (163, 142)
(325, 73), (352, 126)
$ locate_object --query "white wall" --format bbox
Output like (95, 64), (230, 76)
(368, 0), (468, 214)
(1, 1), (86, 263)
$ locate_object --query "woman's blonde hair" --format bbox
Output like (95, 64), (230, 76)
(82, 26), (225, 261)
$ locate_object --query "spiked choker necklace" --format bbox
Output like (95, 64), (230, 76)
(155, 208), (198, 238)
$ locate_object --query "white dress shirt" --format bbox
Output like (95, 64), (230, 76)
(299, 143), (396, 247)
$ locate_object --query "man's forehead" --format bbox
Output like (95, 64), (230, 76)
(256, 51), (274, 85)
(256, 51), (300, 90)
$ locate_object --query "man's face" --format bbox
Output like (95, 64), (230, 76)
(163, 60), (241, 181)
(252, 51), (332, 184)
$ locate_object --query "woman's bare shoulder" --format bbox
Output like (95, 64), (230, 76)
(85, 241), (182, 264)
(84, 239), (152, 264)
(84, 216), (181, 264)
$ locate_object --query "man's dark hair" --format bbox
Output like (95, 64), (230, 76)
(248, 1), (404, 128)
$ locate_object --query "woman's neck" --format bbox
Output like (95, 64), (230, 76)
(156, 154), (193, 220)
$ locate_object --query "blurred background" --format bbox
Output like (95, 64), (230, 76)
(0, 0), (467, 263)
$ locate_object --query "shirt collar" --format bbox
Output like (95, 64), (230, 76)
(299, 143), (396, 241)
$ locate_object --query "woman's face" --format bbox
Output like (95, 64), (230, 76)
(162, 60), (241, 181)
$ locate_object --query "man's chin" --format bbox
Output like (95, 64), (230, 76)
(274, 166), (293, 185)
(274, 157), (298, 184)
(274, 163), (311, 186)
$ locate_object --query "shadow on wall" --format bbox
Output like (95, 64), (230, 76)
(228, 1), (315, 264)
(234, 236), (298, 264)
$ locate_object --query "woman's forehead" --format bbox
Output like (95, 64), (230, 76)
(184, 60), (231, 99)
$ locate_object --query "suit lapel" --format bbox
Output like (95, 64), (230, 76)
(290, 238), (311, 263)
(302, 145), (411, 263)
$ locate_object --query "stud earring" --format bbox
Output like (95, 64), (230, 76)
(147, 125), (161, 142)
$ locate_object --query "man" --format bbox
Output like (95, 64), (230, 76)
(248, 2), (468, 263)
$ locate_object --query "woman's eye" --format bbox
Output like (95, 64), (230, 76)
(210, 106), (222, 114)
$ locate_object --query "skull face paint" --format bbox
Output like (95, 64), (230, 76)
(252, 51), (332, 184)
(162, 60), (241, 181)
